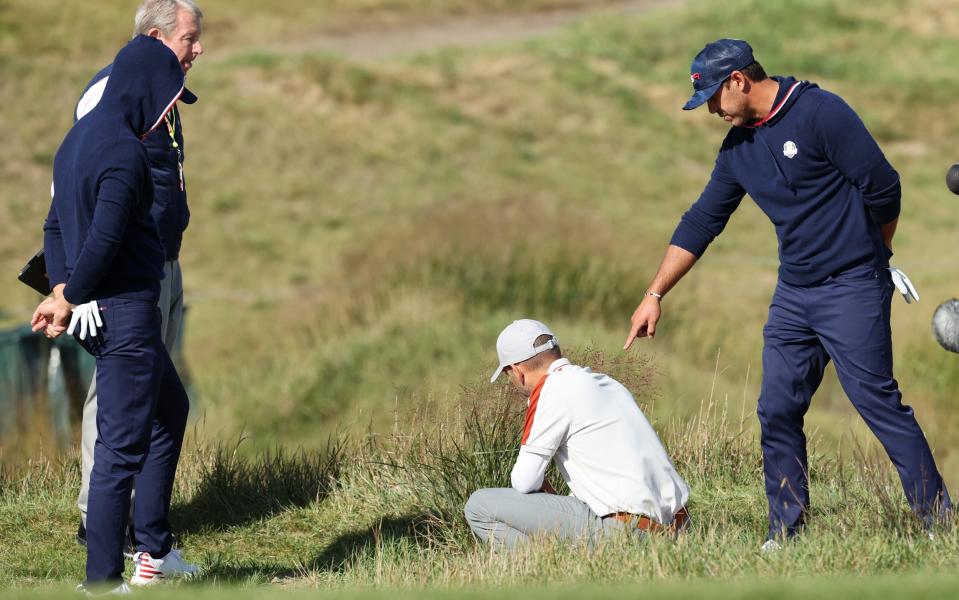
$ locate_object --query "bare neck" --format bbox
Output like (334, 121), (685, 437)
(523, 360), (560, 394)
(526, 366), (552, 387)
(750, 78), (783, 122)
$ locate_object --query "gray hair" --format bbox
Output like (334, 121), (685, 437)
(133, 0), (203, 37)
(933, 298), (959, 354)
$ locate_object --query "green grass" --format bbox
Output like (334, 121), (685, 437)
(9, 573), (959, 599)
(1, 358), (956, 591)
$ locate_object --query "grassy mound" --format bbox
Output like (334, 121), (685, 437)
(1, 352), (955, 591)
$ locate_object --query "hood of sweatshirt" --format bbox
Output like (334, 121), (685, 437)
(95, 35), (185, 139)
(748, 76), (818, 129)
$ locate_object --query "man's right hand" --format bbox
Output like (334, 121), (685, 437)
(624, 294), (662, 350)
(31, 283), (74, 339)
(622, 245), (698, 350)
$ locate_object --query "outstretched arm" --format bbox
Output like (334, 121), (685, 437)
(624, 145), (745, 350)
(623, 245), (698, 349)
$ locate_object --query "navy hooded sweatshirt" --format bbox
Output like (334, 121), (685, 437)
(670, 77), (901, 286)
(75, 66), (197, 262)
(44, 36), (185, 305)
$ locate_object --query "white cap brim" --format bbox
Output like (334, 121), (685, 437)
(490, 365), (505, 383)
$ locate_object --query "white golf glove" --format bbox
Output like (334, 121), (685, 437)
(888, 267), (919, 304)
(67, 300), (103, 340)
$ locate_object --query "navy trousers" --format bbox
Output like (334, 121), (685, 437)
(78, 298), (189, 584)
(759, 262), (950, 538)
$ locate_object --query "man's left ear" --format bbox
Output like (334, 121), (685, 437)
(731, 71), (750, 92)
(146, 28), (163, 40)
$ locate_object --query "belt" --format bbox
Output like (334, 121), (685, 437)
(605, 506), (689, 533)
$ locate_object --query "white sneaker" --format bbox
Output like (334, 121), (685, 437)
(129, 548), (200, 586)
(760, 539), (782, 554)
(76, 582), (131, 596)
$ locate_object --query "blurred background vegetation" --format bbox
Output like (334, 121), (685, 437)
(1, 0), (958, 481)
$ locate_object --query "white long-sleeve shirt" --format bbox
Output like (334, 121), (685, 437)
(510, 358), (689, 524)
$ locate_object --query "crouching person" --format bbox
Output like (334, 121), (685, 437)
(465, 319), (690, 548)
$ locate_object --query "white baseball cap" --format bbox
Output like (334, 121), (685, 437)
(490, 319), (558, 383)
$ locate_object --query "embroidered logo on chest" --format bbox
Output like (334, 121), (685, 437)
(783, 141), (798, 159)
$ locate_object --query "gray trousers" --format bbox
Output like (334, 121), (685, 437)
(464, 487), (638, 548)
(77, 260), (184, 526)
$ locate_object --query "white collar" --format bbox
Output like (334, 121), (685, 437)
(548, 358), (571, 373)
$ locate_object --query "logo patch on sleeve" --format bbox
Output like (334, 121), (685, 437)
(783, 141), (798, 159)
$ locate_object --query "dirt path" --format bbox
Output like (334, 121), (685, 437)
(262, 0), (681, 60)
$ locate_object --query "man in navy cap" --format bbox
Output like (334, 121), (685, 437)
(623, 39), (950, 549)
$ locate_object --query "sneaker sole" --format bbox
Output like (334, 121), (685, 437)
(130, 572), (197, 586)
(129, 575), (164, 587)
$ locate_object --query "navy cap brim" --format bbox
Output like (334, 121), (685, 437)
(181, 87), (198, 104)
(682, 80), (722, 111)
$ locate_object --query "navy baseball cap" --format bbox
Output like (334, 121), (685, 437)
(683, 39), (755, 111)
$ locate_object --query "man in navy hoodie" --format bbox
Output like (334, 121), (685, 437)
(73, 0), (204, 559)
(623, 39), (951, 548)
(32, 35), (198, 590)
